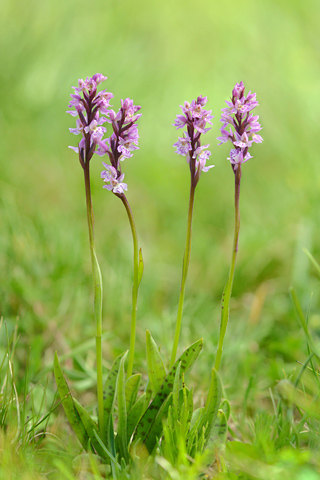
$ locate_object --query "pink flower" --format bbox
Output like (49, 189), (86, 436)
(100, 98), (141, 193)
(218, 82), (263, 172)
(101, 164), (128, 194)
(68, 74), (112, 164)
(173, 96), (214, 185)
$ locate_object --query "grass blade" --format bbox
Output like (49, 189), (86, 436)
(290, 287), (320, 360)
(303, 248), (320, 276)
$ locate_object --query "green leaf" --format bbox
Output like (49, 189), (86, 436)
(138, 247), (144, 286)
(189, 407), (204, 431)
(107, 415), (116, 460)
(220, 399), (231, 420)
(201, 368), (222, 442)
(103, 352), (126, 423)
(146, 330), (166, 396)
(93, 430), (121, 470)
(187, 407), (205, 456)
(53, 351), (88, 450)
(73, 398), (109, 462)
(172, 362), (181, 423)
(132, 338), (203, 451)
(125, 374), (141, 413)
(180, 386), (193, 436)
(116, 353), (128, 461)
(206, 409), (228, 452)
(127, 392), (147, 444)
(144, 392), (173, 453)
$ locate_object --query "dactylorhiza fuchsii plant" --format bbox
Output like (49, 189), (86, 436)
(67, 74), (113, 437)
(99, 98), (143, 378)
(63, 73), (143, 441)
(170, 96), (214, 367)
(214, 81), (263, 371)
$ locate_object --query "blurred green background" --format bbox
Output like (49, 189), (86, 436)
(1, 0), (320, 405)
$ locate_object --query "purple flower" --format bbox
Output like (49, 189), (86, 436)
(68, 74), (113, 165)
(218, 81), (262, 172)
(173, 96), (214, 186)
(101, 164), (128, 194)
(99, 98), (141, 193)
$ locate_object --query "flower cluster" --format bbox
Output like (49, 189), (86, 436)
(101, 164), (127, 194)
(99, 98), (141, 194)
(218, 81), (263, 172)
(68, 74), (113, 165)
(173, 96), (214, 186)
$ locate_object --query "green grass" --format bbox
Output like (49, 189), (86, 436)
(1, 0), (320, 477)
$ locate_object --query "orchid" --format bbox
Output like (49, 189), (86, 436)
(67, 74), (113, 165)
(218, 81), (263, 171)
(98, 96), (142, 377)
(170, 96), (214, 366)
(173, 96), (214, 186)
(214, 82), (262, 372)
(98, 98), (141, 192)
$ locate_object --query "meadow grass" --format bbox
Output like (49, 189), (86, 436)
(1, 0), (320, 477)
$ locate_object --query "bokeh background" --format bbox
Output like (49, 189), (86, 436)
(1, 0), (320, 407)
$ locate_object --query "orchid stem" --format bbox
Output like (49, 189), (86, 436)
(214, 166), (241, 371)
(170, 183), (196, 368)
(84, 163), (105, 440)
(119, 194), (140, 378)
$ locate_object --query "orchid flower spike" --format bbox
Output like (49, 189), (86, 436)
(67, 74), (113, 167)
(173, 95), (214, 186)
(217, 81), (263, 172)
(99, 98), (141, 194)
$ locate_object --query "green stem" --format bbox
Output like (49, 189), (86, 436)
(83, 164), (105, 439)
(119, 194), (139, 378)
(170, 183), (196, 368)
(214, 166), (242, 371)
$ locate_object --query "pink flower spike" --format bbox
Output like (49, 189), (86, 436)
(68, 74), (110, 162)
(218, 82), (262, 172)
(173, 95), (214, 186)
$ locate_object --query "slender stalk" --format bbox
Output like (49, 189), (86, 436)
(83, 163), (105, 438)
(214, 166), (242, 371)
(170, 183), (196, 367)
(119, 193), (139, 378)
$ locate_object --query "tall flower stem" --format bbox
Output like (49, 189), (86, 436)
(119, 193), (139, 378)
(170, 183), (196, 368)
(214, 166), (242, 371)
(83, 163), (105, 438)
